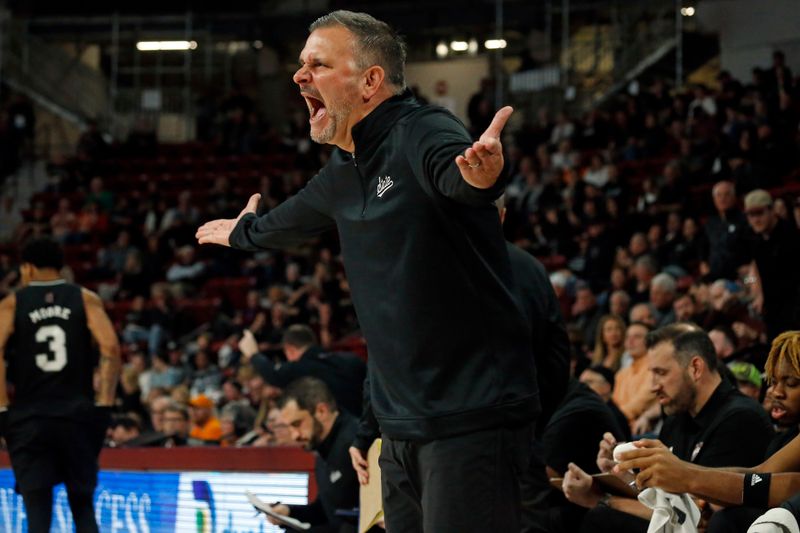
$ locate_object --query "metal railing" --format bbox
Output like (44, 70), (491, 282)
(3, 20), (108, 127)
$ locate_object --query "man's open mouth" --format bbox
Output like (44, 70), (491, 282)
(304, 94), (327, 123)
(771, 404), (788, 420)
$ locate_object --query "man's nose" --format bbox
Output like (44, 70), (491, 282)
(293, 65), (309, 85)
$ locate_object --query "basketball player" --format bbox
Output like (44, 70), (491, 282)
(0, 237), (121, 533)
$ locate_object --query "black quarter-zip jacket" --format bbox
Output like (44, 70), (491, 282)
(230, 91), (539, 439)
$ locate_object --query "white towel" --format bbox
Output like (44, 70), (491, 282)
(747, 508), (800, 533)
(638, 487), (701, 533)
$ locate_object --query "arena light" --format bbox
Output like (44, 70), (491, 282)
(436, 41), (449, 59)
(450, 41), (469, 52)
(136, 41), (198, 51)
(680, 6), (695, 16)
(468, 39), (479, 55)
(485, 39), (507, 50)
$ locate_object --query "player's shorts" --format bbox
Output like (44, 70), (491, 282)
(5, 416), (102, 493)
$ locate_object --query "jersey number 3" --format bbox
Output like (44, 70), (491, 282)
(35, 325), (68, 372)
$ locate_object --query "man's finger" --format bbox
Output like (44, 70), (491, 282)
(634, 438), (666, 449)
(482, 106), (513, 139)
(245, 193), (261, 213)
(237, 193), (262, 221)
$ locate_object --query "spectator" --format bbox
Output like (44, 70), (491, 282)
(148, 352), (184, 391)
(147, 394), (172, 434)
(165, 245), (206, 296)
(109, 416), (142, 447)
(703, 180), (747, 281)
(571, 283), (603, 350)
(591, 314), (626, 370)
(188, 394), (223, 444)
(727, 361), (762, 401)
(609, 290), (631, 319)
(550, 111), (576, 146)
(85, 177), (114, 212)
(239, 324), (366, 416)
(161, 404), (192, 447)
(649, 272), (677, 327)
(612, 322), (656, 429)
(50, 198), (77, 243)
(672, 292), (706, 325)
(740, 189), (800, 340)
(430, 80), (456, 115)
(709, 325), (738, 361)
(631, 255), (658, 304)
(629, 302), (657, 328)
(188, 350), (223, 398)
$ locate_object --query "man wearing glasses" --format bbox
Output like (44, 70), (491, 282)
(741, 189), (800, 340)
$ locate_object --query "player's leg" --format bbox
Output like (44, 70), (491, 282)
(58, 417), (102, 533)
(6, 418), (59, 533)
(66, 487), (99, 533)
(20, 487), (53, 533)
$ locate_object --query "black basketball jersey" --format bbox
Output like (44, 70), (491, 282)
(7, 280), (95, 420)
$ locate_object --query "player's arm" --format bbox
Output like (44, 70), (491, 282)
(0, 294), (16, 409)
(82, 289), (120, 406)
(618, 435), (800, 507)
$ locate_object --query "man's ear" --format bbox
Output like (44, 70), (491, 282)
(315, 402), (331, 419)
(688, 355), (704, 381)
(362, 66), (386, 101)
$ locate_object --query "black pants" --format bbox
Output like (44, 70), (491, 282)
(22, 486), (98, 533)
(379, 425), (532, 533)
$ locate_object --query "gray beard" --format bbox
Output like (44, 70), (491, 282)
(310, 116), (336, 144)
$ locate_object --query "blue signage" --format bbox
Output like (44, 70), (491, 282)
(0, 469), (308, 533)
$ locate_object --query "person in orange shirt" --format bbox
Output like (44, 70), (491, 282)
(612, 322), (656, 430)
(188, 394), (222, 443)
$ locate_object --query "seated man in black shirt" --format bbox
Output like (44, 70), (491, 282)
(527, 377), (628, 533)
(239, 324), (366, 415)
(614, 330), (800, 533)
(563, 324), (773, 533)
(266, 377), (359, 533)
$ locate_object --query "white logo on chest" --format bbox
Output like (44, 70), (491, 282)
(377, 176), (394, 198)
(329, 470), (342, 484)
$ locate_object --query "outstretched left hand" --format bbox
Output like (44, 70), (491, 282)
(196, 193), (261, 247)
(456, 106), (513, 189)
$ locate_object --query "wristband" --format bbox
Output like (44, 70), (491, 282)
(743, 473), (771, 507)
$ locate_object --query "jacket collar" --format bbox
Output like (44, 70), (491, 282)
(350, 89), (418, 156)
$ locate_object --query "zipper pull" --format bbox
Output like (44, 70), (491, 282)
(352, 153), (357, 167)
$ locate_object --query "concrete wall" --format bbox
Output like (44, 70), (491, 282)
(405, 56), (490, 123)
(697, 0), (800, 81)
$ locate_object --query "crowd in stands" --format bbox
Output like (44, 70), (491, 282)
(0, 50), (797, 530)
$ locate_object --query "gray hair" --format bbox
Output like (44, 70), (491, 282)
(310, 10), (407, 93)
(710, 279), (729, 293)
(651, 273), (677, 293)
